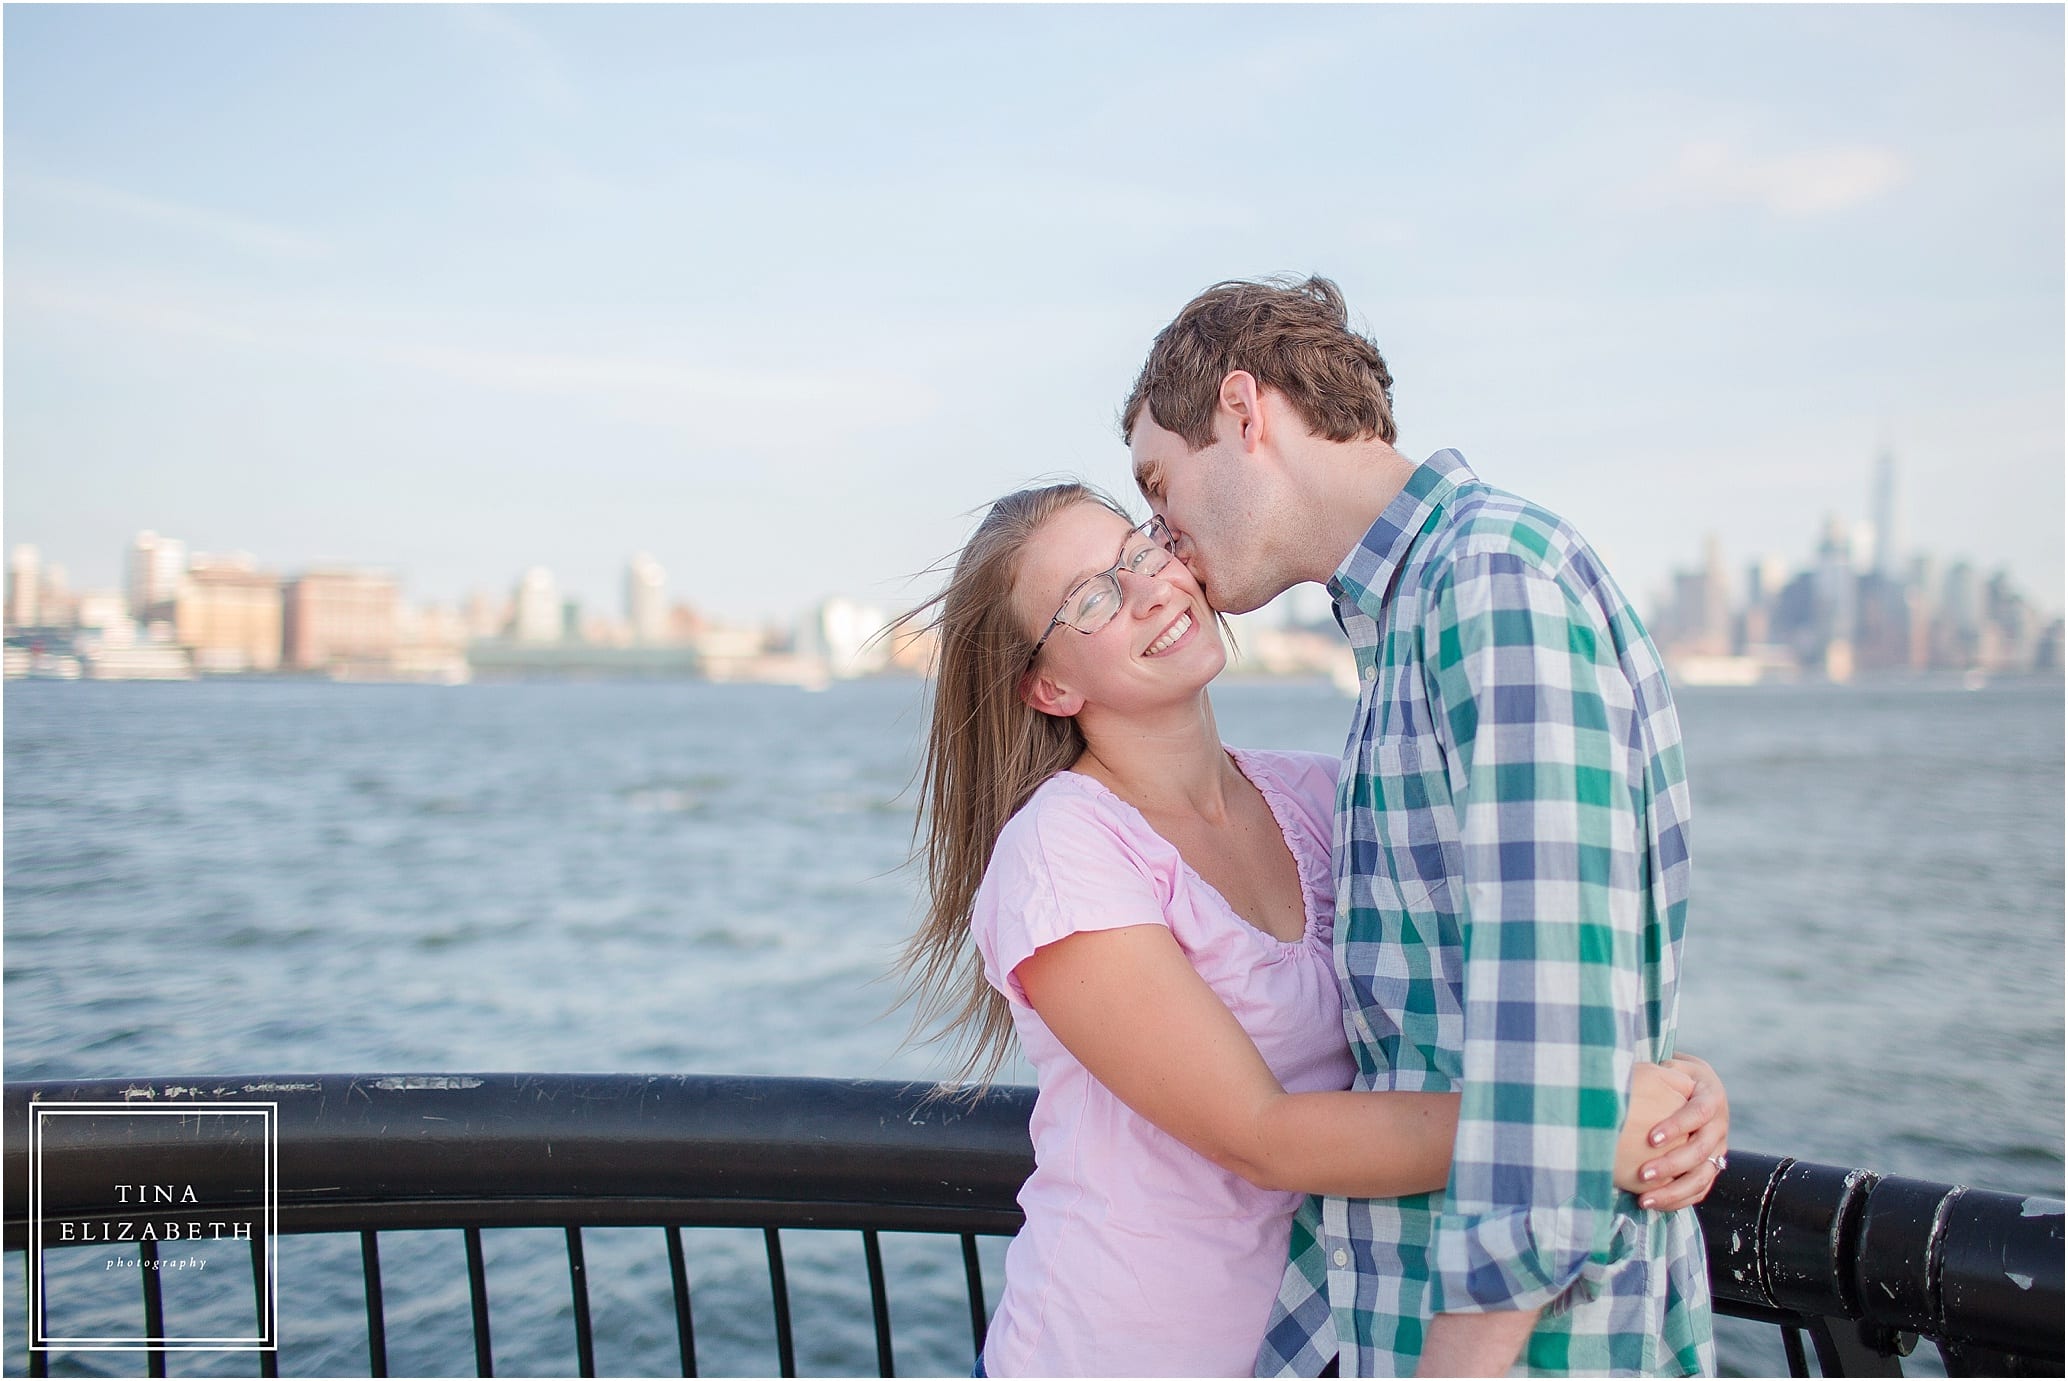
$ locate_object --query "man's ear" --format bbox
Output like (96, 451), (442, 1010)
(1217, 370), (1268, 452)
(1019, 665), (1085, 719)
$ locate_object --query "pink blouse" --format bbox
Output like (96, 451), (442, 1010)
(971, 747), (1357, 1377)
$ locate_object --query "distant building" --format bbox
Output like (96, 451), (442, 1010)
(74, 591), (135, 647)
(463, 591), (510, 641)
(283, 569), (399, 672)
(7, 545), (40, 628)
(383, 601), (470, 684)
(175, 563), (283, 672)
(128, 531), (187, 623)
(1871, 447), (1903, 579)
(39, 563), (74, 628)
(512, 568), (561, 644)
(803, 598), (890, 678)
(626, 554), (668, 645)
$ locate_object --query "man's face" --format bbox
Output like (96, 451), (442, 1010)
(1128, 416), (1284, 616)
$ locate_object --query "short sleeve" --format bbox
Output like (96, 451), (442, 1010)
(971, 782), (1174, 1006)
(1257, 749), (1342, 823)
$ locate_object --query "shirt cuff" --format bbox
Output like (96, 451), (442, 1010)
(1428, 1200), (1639, 1317)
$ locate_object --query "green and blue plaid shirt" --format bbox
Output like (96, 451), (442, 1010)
(1257, 451), (1714, 1377)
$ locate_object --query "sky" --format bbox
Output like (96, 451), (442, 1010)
(6, 4), (2062, 628)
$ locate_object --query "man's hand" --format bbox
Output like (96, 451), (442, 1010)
(1417, 1308), (1542, 1377)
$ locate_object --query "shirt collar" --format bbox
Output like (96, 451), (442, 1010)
(1327, 449), (1476, 644)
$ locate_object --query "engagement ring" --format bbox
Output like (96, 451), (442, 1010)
(1708, 1154), (1729, 1172)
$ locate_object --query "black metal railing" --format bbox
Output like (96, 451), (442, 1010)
(5, 1074), (2061, 1377)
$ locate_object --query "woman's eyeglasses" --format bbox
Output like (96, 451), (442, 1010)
(1026, 516), (1178, 667)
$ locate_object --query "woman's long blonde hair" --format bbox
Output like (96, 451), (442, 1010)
(893, 483), (1131, 1087)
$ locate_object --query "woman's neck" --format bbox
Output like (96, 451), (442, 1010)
(1070, 692), (1239, 824)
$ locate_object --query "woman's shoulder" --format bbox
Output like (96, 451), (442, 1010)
(1229, 747), (1341, 811)
(989, 771), (1162, 876)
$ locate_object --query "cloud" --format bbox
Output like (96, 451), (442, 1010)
(448, 6), (578, 115)
(12, 174), (332, 260)
(1634, 139), (1909, 216)
(378, 341), (940, 437)
(10, 271), (938, 443)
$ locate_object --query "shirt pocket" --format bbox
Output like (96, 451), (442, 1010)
(1353, 734), (1462, 928)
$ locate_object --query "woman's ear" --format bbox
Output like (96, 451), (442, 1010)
(1020, 665), (1085, 719)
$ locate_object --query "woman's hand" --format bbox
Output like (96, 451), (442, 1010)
(1615, 1062), (1694, 1200)
(1618, 1053), (1731, 1212)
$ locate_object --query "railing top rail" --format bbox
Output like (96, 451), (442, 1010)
(7, 1073), (1037, 1223)
(8, 1072), (2061, 1364)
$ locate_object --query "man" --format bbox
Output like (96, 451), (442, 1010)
(1123, 276), (1716, 1377)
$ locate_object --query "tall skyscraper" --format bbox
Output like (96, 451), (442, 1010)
(1871, 447), (1902, 579)
(512, 567), (561, 644)
(625, 553), (667, 645)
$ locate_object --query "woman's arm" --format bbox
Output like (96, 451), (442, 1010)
(1015, 922), (1452, 1197)
(1015, 923), (1724, 1202)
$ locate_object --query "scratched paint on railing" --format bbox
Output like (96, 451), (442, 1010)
(370, 1076), (485, 1090)
(109, 1081), (321, 1100)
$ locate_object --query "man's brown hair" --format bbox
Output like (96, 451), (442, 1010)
(1120, 274), (1396, 450)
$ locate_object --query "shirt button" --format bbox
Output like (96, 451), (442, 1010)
(1362, 664), (1377, 683)
(1332, 1247), (1350, 1268)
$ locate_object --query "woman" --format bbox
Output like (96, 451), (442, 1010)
(898, 484), (1726, 1378)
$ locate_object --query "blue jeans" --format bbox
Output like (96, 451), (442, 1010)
(972, 1350), (986, 1377)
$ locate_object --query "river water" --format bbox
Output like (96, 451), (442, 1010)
(5, 676), (2061, 1377)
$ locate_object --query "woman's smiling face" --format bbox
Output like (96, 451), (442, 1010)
(1015, 500), (1224, 718)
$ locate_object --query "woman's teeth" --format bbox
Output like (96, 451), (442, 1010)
(1144, 612), (1193, 656)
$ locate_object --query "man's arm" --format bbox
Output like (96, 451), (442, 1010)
(1416, 552), (1648, 1375)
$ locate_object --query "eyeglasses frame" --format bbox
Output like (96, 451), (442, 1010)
(1024, 515), (1179, 669)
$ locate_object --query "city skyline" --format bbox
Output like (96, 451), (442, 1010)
(9, 449), (2059, 650)
(5, 6), (2062, 623)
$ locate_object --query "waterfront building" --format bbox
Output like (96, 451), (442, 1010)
(463, 591), (511, 641)
(174, 562), (283, 673)
(38, 563), (74, 628)
(377, 601), (470, 684)
(802, 597), (890, 679)
(7, 545), (40, 629)
(283, 569), (399, 673)
(84, 643), (195, 680)
(626, 554), (668, 645)
(128, 531), (187, 623)
(883, 619), (939, 677)
(512, 568), (560, 645)
(73, 591), (134, 645)
(1870, 447), (1903, 579)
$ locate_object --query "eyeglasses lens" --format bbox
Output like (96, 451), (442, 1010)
(1064, 526), (1173, 635)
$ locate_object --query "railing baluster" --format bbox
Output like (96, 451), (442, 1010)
(764, 1227), (795, 1378)
(25, 1247), (48, 1378)
(862, 1228), (894, 1376)
(960, 1233), (987, 1358)
(1782, 1325), (1810, 1377)
(464, 1226), (494, 1377)
(139, 1236), (166, 1378)
(566, 1226), (596, 1377)
(665, 1226), (697, 1378)
(251, 1232), (277, 1377)
(361, 1230), (389, 1377)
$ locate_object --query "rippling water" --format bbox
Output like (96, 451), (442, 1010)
(6, 676), (2061, 1377)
